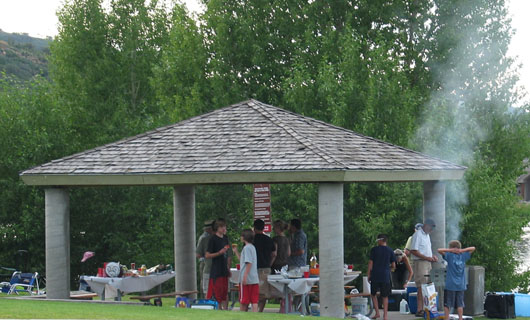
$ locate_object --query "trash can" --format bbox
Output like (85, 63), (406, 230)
(463, 266), (485, 316)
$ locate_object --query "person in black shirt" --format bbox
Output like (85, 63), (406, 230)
(253, 219), (276, 312)
(367, 234), (396, 320)
(205, 220), (232, 310)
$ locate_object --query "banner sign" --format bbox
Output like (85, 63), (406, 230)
(253, 184), (271, 233)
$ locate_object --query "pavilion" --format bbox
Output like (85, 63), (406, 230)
(20, 99), (465, 318)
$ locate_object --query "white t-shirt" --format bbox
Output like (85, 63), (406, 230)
(410, 228), (432, 260)
(239, 243), (259, 285)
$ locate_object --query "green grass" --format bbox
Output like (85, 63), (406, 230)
(0, 296), (309, 319)
(1, 295), (529, 319)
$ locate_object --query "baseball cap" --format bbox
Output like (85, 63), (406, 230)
(203, 220), (215, 227)
(424, 218), (436, 228)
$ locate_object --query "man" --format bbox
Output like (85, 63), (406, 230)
(367, 234), (396, 320)
(196, 219), (214, 298)
(410, 218), (438, 317)
(253, 219), (277, 312)
(288, 218), (307, 268)
(287, 218), (307, 312)
(205, 220), (232, 310)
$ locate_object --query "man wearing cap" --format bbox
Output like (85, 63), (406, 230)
(410, 219), (438, 317)
(196, 219), (215, 298)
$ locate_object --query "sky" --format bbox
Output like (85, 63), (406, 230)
(0, 0), (528, 104)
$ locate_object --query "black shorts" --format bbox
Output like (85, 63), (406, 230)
(370, 282), (391, 297)
(444, 290), (465, 309)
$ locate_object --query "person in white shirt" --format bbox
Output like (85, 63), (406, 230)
(410, 219), (438, 317)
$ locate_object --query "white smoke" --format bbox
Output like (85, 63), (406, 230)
(413, 2), (515, 244)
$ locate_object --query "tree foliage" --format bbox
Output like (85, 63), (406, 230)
(0, 0), (529, 291)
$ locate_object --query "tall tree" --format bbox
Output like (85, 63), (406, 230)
(50, 0), (171, 147)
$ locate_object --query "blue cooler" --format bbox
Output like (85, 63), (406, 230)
(515, 293), (530, 317)
(408, 292), (417, 314)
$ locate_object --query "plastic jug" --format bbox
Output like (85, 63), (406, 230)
(400, 298), (410, 314)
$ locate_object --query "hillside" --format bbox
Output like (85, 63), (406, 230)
(0, 30), (50, 80)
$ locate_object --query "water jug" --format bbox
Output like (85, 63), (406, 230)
(400, 299), (410, 314)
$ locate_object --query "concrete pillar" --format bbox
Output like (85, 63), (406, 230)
(318, 183), (344, 319)
(45, 188), (70, 299)
(173, 185), (197, 297)
(424, 181), (446, 311)
(423, 181), (446, 260)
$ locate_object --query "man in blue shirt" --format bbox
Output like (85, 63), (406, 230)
(287, 219), (307, 268)
(367, 234), (396, 320)
(438, 240), (475, 320)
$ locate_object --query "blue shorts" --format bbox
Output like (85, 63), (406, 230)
(444, 290), (465, 309)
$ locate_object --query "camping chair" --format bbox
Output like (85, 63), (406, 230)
(0, 270), (17, 293)
(0, 271), (41, 295)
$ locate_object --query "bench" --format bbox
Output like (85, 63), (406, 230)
(130, 290), (198, 306)
(70, 292), (98, 300)
(344, 292), (371, 299)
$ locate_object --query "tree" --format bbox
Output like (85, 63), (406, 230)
(50, 0), (171, 148)
(0, 75), (72, 272)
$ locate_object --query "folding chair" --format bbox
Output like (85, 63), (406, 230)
(1, 271), (41, 295)
(0, 271), (18, 293)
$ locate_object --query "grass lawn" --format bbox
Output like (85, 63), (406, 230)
(0, 296), (307, 319)
(1, 295), (529, 319)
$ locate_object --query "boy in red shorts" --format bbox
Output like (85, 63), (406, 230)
(205, 220), (232, 309)
(233, 228), (259, 311)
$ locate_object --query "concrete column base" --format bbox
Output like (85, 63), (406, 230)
(173, 185), (197, 298)
(45, 188), (70, 299)
(318, 183), (344, 319)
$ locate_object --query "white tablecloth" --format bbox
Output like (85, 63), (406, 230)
(267, 277), (318, 295)
(81, 271), (174, 299)
(267, 273), (359, 296)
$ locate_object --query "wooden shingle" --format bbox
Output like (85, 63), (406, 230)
(20, 99), (466, 186)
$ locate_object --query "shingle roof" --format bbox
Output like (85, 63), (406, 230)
(20, 99), (466, 186)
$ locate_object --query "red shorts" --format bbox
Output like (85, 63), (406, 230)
(239, 283), (259, 305)
(207, 276), (228, 302)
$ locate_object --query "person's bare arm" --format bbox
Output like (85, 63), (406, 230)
(367, 260), (373, 281)
(205, 246), (228, 259)
(292, 248), (304, 256)
(460, 247), (476, 254)
(270, 250), (277, 267)
(404, 256), (413, 284)
(233, 247), (240, 260)
(412, 249), (437, 262)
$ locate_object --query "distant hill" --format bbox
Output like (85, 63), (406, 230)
(0, 30), (51, 80)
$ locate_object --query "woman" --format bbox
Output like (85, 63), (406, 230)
(391, 249), (413, 289)
(271, 220), (290, 272)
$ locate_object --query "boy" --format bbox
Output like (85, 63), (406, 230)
(205, 220), (232, 310)
(367, 234), (396, 320)
(438, 240), (475, 320)
(233, 229), (259, 312)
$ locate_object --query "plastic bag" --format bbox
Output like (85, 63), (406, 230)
(421, 283), (438, 313)
(351, 314), (370, 320)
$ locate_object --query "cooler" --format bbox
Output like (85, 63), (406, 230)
(408, 292), (417, 314)
(514, 293), (530, 317)
(388, 290), (407, 311)
(484, 293), (515, 319)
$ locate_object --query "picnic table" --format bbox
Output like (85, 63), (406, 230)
(267, 271), (361, 315)
(81, 271), (175, 301)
